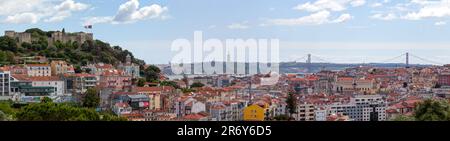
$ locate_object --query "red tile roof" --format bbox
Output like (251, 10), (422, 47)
(26, 64), (50, 67)
(337, 77), (353, 81)
(134, 86), (175, 93)
(95, 64), (113, 69)
(12, 75), (61, 81)
(183, 113), (208, 120)
(28, 76), (62, 81)
(74, 73), (96, 77)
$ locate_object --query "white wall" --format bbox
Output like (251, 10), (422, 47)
(32, 81), (65, 96)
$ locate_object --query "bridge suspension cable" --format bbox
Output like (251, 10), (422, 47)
(310, 54), (333, 63)
(376, 53), (406, 63)
(293, 55), (307, 62)
(290, 53), (445, 66)
(409, 53), (444, 65)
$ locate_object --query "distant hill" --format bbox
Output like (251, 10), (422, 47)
(161, 62), (433, 75)
(280, 62), (432, 73)
(0, 28), (145, 68)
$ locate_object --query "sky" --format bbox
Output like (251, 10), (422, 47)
(1, 0), (450, 65)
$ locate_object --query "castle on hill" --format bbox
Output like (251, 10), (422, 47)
(4, 29), (93, 45)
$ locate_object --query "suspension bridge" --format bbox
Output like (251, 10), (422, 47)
(291, 52), (446, 73)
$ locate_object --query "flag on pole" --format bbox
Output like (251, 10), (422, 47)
(84, 25), (93, 29)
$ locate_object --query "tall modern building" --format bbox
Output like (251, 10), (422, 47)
(328, 95), (386, 121)
(0, 71), (11, 97)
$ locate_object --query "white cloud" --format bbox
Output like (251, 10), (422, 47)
(435, 21), (447, 26)
(83, 16), (114, 25)
(0, 0), (45, 16)
(269, 10), (352, 26)
(55, 0), (88, 11)
(0, 0), (89, 24)
(4, 12), (40, 24)
(369, 0), (450, 22)
(293, 0), (366, 12)
(44, 11), (71, 23)
(350, 0), (366, 7)
(270, 11), (331, 26)
(410, 0), (439, 5)
(400, 0), (450, 20)
(228, 22), (250, 29)
(370, 3), (383, 8)
(332, 13), (353, 23)
(276, 0), (359, 26)
(85, 0), (168, 25)
(371, 13), (397, 20)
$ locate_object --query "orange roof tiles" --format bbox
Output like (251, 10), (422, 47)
(26, 64), (50, 67)
(183, 113), (208, 120)
(134, 86), (175, 92)
(337, 77), (353, 81)
(12, 75), (62, 81)
(28, 76), (62, 81)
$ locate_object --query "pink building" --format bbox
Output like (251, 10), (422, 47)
(438, 73), (450, 86)
(99, 69), (132, 91)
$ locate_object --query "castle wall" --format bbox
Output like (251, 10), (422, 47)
(4, 30), (93, 45)
(4, 31), (31, 43)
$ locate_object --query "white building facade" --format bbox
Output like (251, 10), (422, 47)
(327, 95), (387, 121)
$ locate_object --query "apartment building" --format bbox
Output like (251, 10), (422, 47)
(26, 64), (51, 77)
(295, 104), (315, 121)
(0, 71), (11, 98)
(327, 95), (387, 121)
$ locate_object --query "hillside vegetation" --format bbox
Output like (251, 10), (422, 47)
(0, 28), (145, 68)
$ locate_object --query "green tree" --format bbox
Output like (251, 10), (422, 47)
(99, 111), (127, 121)
(41, 97), (53, 103)
(0, 111), (7, 121)
(82, 88), (100, 108)
(181, 88), (196, 93)
(414, 99), (450, 121)
(0, 36), (17, 52)
(1, 28), (146, 67)
(286, 93), (297, 120)
(25, 28), (46, 36)
(273, 115), (290, 121)
(391, 115), (415, 121)
(190, 82), (205, 88)
(0, 101), (16, 116)
(137, 78), (146, 87)
(16, 103), (101, 121)
(143, 65), (161, 82)
(0, 51), (6, 63)
(21, 42), (32, 50)
(74, 65), (82, 73)
(160, 81), (180, 89)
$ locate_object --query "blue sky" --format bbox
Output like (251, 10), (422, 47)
(1, 0), (450, 64)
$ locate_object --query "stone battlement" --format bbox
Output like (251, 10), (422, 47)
(5, 31), (32, 43)
(4, 30), (93, 45)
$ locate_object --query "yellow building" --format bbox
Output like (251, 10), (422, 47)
(243, 104), (266, 121)
(50, 61), (74, 76)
